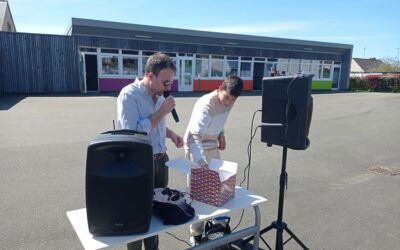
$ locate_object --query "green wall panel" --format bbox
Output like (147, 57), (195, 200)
(312, 80), (332, 90)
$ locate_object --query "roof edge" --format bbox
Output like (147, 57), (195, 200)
(70, 17), (353, 50)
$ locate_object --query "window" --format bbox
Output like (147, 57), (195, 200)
(312, 60), (322, 78)
(101, 55), (119, 75)
(121, 50), (139, 76)
(101, 48), (118, 54)
(322, 61), (332, 79)
(211, 55), (224, 77)
(142, 51), (155, 75)
(166, 52), (177, 57)
(240, 61), (251, 78)
(277, 58), (289, 75)
(196, 54), (209, 77)
(289, 59), (301, 74)
(79, 47), (97, 52)
(123, 57), (139, 75)
(122, 50), (138, 55)
(225, 56), (239, 76)
(167, 53), (177, 69)
(265, 63), (277, 77)
(300, 60), (312, 73)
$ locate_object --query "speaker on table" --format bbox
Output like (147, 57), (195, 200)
(85, 129), (154, 236)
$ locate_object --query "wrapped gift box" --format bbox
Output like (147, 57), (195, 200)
(166, 157), (237, 207)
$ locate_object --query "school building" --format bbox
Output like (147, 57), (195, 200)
(0, 18), (353, 94)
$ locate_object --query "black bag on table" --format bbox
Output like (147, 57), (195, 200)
(153, 188), (195, 225)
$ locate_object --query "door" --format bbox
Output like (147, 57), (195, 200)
(332, 66), (341, 90)
(253, 62), (265, 90)
(265, 62), (277, 77)
(84, 54), (99, 92)
(178, 57), (194, 92)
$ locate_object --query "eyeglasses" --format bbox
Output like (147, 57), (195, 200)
(161, 79), (174, 87)
(152, 72), (174, 87)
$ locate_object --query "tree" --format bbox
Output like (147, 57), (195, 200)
(371, 57), (400, 72)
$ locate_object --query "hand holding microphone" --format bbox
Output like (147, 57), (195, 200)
(163, 91), (179, 122)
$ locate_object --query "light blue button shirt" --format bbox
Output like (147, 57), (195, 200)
(116, 79), (167, 154)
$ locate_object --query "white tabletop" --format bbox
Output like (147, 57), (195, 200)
(67, 186), (267, 250)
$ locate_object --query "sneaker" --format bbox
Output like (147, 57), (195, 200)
(190, 234), (203, 246)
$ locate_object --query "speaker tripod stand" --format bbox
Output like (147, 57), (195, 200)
(242, 146), (309, 250)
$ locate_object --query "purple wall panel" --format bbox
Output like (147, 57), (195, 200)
(99, 78), (135, 92)
(171, 79), (178, 91)
(99, 78), (179, 92)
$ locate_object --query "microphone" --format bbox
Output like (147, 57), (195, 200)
(163, 91), (179, 122)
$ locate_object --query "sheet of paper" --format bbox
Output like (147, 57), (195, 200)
(209, 159), (237, 182)
(167, 157), (238, 182)
(165, 156), (198, 174)
(209, 159), (237, 173)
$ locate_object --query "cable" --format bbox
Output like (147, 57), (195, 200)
(169, 112), (262, 243)
(284, 76), (297, 140)
(233, 76), (301, 234)
(232, 109), (261, 232)
(282, 75), (297, 193)
(240, 125), (261, 189)
(239, 109), (262, 188)
(166, 232), (191, 247)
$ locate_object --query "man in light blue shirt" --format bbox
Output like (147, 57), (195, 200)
(117, 52), (183, 250)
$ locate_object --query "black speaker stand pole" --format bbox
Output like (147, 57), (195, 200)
(242, 146), (309, 250)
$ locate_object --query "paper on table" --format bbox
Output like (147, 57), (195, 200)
(166, 157), (237, 182)
(208, 159), (237, 182)
(165, 156), (198, 174)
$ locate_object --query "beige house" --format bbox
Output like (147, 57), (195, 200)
(350, 58), (386, 77)
(0, 0), (16, 32)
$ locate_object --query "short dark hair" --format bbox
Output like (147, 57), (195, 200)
(145, 52), (176, 75)
(222, 75), (244, 97)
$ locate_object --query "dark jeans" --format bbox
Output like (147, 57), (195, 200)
(127, 153), (169, 250)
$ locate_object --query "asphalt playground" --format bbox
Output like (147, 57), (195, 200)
(0, 91), (399, 250)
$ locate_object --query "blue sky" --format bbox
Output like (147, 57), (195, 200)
(8, 0), (400, 59)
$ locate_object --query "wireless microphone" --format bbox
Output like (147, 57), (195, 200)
(163, 91), (179, 122)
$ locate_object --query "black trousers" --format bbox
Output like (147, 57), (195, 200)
(127, 153), (169, 250)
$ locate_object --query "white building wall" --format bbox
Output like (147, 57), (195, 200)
(0, 1), (16, 32)
(351, 59), (363, 72)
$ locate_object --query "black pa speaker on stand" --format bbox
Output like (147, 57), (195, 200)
(261, 74), (313, 150)
(243, 73), (313, 250)
(85, 129), (154, 236)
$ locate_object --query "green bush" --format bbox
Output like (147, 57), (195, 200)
(349, 75), (400, 93)
(349, 77), (368, 91)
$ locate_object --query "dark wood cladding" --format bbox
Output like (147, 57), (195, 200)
(0, 32), (80, 94)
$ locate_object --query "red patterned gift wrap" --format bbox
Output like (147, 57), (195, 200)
(190, 168), (236, 207)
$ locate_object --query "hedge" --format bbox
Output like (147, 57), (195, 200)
(349, 75), (400, 92)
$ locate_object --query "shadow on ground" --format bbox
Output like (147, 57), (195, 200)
(0, 95), (27, 110)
